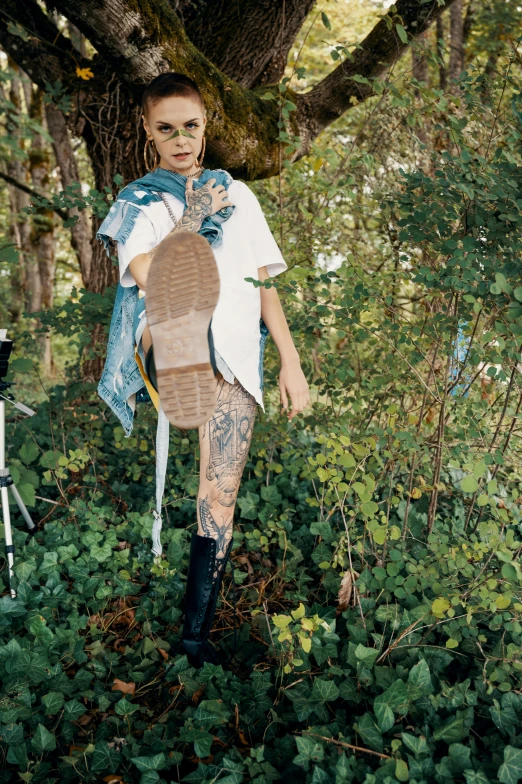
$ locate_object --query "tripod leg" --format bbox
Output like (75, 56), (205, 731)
(0, 481), (16, 598)
(0, 400), (17, 598)
(9, 482), (36, 532)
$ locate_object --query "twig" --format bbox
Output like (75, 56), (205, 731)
(0, 170), (68, 220)
(297, 731), (391, 760)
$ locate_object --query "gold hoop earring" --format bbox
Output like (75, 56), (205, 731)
(198, 135), (206, 167)
(144, 138), (159, 172)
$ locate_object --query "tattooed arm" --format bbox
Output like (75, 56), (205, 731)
(170, 176), (231, 234)
(128, 177), (232, 290)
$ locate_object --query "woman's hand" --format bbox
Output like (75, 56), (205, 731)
(279, 358), (311, 420)
(185, 177), (233, 217)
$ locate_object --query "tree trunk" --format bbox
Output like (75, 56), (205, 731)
(412, 31), (429, 93)
(4, 69), (35, 320)
(449, 0), (464, 90)
(436, 15), (447, 91)
(28, 86), (56, 376)
(45, 102), (93, 287)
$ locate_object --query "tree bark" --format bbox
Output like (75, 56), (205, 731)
(449, 0), (464, 90)
(436, 15), (447, 91)
(45, 102), (93, 286)
(1, 77), (32, 325)
(28, 86), (56, 375)
(412, 32), (429, 93)
(177, 0), (316, 88)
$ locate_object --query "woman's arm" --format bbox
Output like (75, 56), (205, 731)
(258, 265), (310, 419)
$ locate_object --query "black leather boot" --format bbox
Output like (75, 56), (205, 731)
(181, 531), (234, 668)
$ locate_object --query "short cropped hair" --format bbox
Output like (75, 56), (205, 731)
(141, 72), (205, 115)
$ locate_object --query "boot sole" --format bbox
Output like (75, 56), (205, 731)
(145, 232), (220, 429)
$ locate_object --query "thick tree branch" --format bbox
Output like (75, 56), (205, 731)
(45, 0), (283, 176)
(0, 170), (67, 221)
(174, 0), (316, 88)
(296, 0), (459, 144)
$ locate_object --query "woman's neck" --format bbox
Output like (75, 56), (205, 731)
(158, 163), (203, 178)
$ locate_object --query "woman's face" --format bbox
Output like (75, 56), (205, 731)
(142, 94), (206, 175)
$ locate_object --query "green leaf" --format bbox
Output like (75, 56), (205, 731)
(396, 759), (409, 782)
(139, 772), (160, 784)
(408, 658), (433, 695)
(237, 491), (259, 520)
(294, 735), (324, 770)
(14, 557), (37, 582)
(372, 527), (387, 545)
(513, 287), (522, 302)
(31, 723), (56, 753)
(501, 563), (518, 583)
(433, 714), (468, 743)
(130, 753), (166, 772)
(19, 441), (39, 465)
(16, 483), (36, 508)
(7, 743), (28, 767)
(490, 698), (518, 737)
(260, 485), (282, 505)
(89, 541), (113, 563)
(464, 772), (491, 784)
(431, 597), (451, 616)
(9, 358), (34, 373)
(498, 746), (522, 784)
(311, 679), (340, 703)
(310, 521), (333, 542)
(40, 450), (61, 469)
(42, 692), (65, 715)
(354, 644), (380, 668)
(396, 23), (408, 43)
(401, 732), (429, 757)
(64, 699), (87, 721)
(193, 699), (230, 728)
(461, 475), (478, 493)
(354, 713), (383, 752)
(374, 679), (408, 732)
(192, 729), (214, 759)
(321, 12), (331, 30)
(114, 697), (139, 716)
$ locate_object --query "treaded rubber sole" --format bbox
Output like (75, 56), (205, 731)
(145, 231), (220, 429)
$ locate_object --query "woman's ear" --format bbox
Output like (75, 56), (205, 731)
(142, 114), (151, 137)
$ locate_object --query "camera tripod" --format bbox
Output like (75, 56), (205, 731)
(0, 381), (38, 598)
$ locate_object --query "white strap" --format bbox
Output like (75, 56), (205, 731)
(151, 401), (170, 556)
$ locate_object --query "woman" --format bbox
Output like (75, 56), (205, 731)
(97, 72), (310, 668)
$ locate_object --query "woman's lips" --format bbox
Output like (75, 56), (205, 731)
(173, 152), (190, 159)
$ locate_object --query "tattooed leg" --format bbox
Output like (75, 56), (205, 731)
(197, 376), (257, 577)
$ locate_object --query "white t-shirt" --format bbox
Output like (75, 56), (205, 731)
(117, 179), (288, 410)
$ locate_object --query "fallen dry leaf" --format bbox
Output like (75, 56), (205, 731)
(112, 679), (136, 696)
(337, 568), (359, 611)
